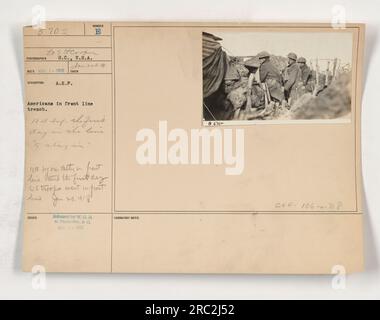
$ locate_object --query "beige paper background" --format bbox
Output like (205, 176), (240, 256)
(22, 22), (365, 274)
(113, 26), (360, 213)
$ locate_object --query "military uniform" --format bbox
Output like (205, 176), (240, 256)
(284, 53), (302, 105)
(224, 63), (241, 94)
(259, 59), (284, 102)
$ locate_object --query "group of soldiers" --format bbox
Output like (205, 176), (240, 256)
(222, 51), (318, 116)
(249, 51), (314, 108)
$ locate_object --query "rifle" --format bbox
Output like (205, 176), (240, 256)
(263, 82), (272, 106)
(245, 72), (254, 112)
(257, 69), (271, 107)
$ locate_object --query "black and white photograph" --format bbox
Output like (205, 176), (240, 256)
(202, 30), (354, 124)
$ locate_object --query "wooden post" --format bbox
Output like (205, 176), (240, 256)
(325, 60), (330, 86)
(313, 58), (320, 96)
(245, 72), (254, 112)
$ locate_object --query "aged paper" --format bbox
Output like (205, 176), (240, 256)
(22, 22), (365, 274)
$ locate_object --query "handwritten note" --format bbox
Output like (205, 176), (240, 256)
(26, 162), (108, 207)
(53, 214), (93, 231)
(28, 114), (105, 150)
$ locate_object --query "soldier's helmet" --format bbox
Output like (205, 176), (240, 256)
(297, 57), (306, 63)
(257, 51), (270, 59)
(244, 57), (260, 68)
(287, 52), (297, 61)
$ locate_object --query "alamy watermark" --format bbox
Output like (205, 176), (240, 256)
(135, 121), (245, 175)
(331, 5), (347, 29)
(31, 265), (46, 290)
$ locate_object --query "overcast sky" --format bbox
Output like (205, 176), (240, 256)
(215, 31), (353, 69)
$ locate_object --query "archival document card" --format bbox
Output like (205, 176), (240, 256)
(22, 22), (365, 274)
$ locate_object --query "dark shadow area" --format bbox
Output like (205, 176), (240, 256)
(11, 24), (25, 273)
(363, 24), (377, 89)
(363, 188), (379, 273)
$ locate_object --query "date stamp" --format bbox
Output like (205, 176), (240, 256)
(274, 200), (344, 211)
